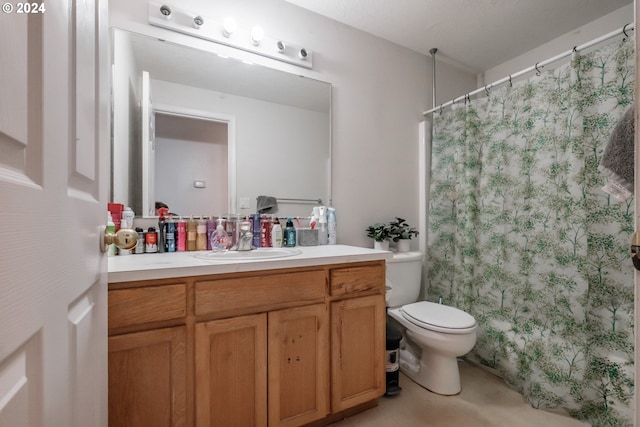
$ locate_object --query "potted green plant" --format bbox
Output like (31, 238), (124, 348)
(388, 217), (419, 252)
(366, 223), (392, 250)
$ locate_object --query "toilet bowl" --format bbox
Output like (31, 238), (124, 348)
(386, 251), (477, 395)
(387, 301), (476, 395)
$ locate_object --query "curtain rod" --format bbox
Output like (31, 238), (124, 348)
(423, 22), (635, 116)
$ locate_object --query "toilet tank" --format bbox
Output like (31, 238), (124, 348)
(386, 251), (423, 308)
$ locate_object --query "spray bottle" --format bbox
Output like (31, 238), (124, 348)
(157, 207), (168, 253)
(327, 207), (337, 244)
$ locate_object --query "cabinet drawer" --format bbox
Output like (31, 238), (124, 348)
(108, 284), (187, 331)
(330, 264), (385, 297)
(195, 270), (326, 318)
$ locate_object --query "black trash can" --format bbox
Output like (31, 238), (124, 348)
(385, 321), (402, 396)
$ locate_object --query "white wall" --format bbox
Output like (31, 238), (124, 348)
(109, 0), (476, 247)
(482, 5), (633, 85)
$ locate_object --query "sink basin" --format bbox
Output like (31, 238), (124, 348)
(194, 247), (302, 261)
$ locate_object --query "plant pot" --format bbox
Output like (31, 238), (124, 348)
(396, 239), (411, 253)
(374, 240), (389, 251)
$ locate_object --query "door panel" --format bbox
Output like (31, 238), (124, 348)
(0, 0), (109, 426)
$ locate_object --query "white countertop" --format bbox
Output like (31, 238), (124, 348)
(108, 244), (392, 283)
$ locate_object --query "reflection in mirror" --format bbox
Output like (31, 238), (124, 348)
(111, 28), (331, 218)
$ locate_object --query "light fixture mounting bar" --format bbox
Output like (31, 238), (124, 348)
(148, 1), (313, 69)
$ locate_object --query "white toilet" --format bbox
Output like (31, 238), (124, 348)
(386, 251), (477, 395)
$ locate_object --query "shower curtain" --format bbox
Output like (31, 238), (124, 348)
(427, 39), (634, 426)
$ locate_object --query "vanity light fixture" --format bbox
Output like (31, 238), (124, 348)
(250, 26), (264, 46)
(222, 17), (237, 38)
(148, 1), (312, 68)
(193, 15), (204, 29)
(159, 4), (171, 19)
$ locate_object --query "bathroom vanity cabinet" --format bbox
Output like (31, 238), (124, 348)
(107, 249), (387, 427)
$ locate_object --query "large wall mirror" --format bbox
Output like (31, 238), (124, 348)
(111, 28), (332, 218)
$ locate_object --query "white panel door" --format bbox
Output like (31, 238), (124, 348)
(0, 0), (109, 426)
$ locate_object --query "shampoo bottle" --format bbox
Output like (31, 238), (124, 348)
(327, 207), (337, 244)
(271, 217), (283, 248)
(284, 218), (296, 247)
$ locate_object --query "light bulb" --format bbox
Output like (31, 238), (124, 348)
(250, 26), (264, 46)
(222, 17), (237, 37)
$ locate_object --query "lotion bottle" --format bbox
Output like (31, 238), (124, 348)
(196, 216), (207, 251)
(186, 216), (197, 251)
(271, 217), (283, 248)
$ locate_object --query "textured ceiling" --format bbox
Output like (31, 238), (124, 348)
(284, 0), (633, 72)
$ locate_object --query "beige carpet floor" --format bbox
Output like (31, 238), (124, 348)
(329, 361), (590, 427)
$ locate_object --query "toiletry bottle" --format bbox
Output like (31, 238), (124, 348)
(107, 212), (116, 257)
(250, 214), (261, 248)
(157, 208), (167, 253)
(118, 207), (135, 255)
(186, 216), (197, 251)
(210, 219), (228, 251)
(176, 217), (186, 252)
(166, 216), (176, 252)
(145, 227), (158, 253)
(317, 206), (328, 245)
(135, 227), (145, 254)
(271, 217), (283, 248)
(206, 216), (216, 250)
(260, 215), (272, 248)
(196, 216), (207, 251)
(327, 207), (337, 244)
(284, 217), (296, 247)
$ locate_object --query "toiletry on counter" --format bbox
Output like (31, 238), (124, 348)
(206, 217), (216, 250)
(260, 215), (272, 248)
(166, 217), (176, 252)
(250, 214), (261, 248)
(176, 217), (186, 252)
(328, 207), (337, 244)
(317, 206), (328, 245)
(187, 216), (197, 251)
(210, 219), (228, 251)
(119, 206), (135, 255)
(298, 228), (318, 246)
(157, 209), (167, 253)
(196, 216), (207, 251)
(284, 218), (296, 247)
(271, 217), (283, 247)
(145, 227), (158, 253)
(135, 227), (145, 254)
(107, 212), (116, 257)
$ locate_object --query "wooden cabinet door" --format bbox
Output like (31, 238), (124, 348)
(268, 304), (329, 427)
(108, 326), (187, 427)
(195, 313), (267, 427)
(331, 295), (385, 412)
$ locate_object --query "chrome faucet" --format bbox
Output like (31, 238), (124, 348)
(234, 220), (254, 251)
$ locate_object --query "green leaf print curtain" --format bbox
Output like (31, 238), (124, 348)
(427, 39), (634, 426)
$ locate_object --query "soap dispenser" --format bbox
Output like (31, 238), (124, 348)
(210, 219), (228, 251)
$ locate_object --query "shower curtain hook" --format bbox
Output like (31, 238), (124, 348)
(622, 23), (630, 42)
(535, 62), (542, 76)
(485, 85), (491, 96)
(508, 75), (513, 87)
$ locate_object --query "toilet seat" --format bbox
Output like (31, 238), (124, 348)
(401, 301), (476, 334)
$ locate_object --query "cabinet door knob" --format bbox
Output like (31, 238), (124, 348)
(102, 227), (138, 253)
